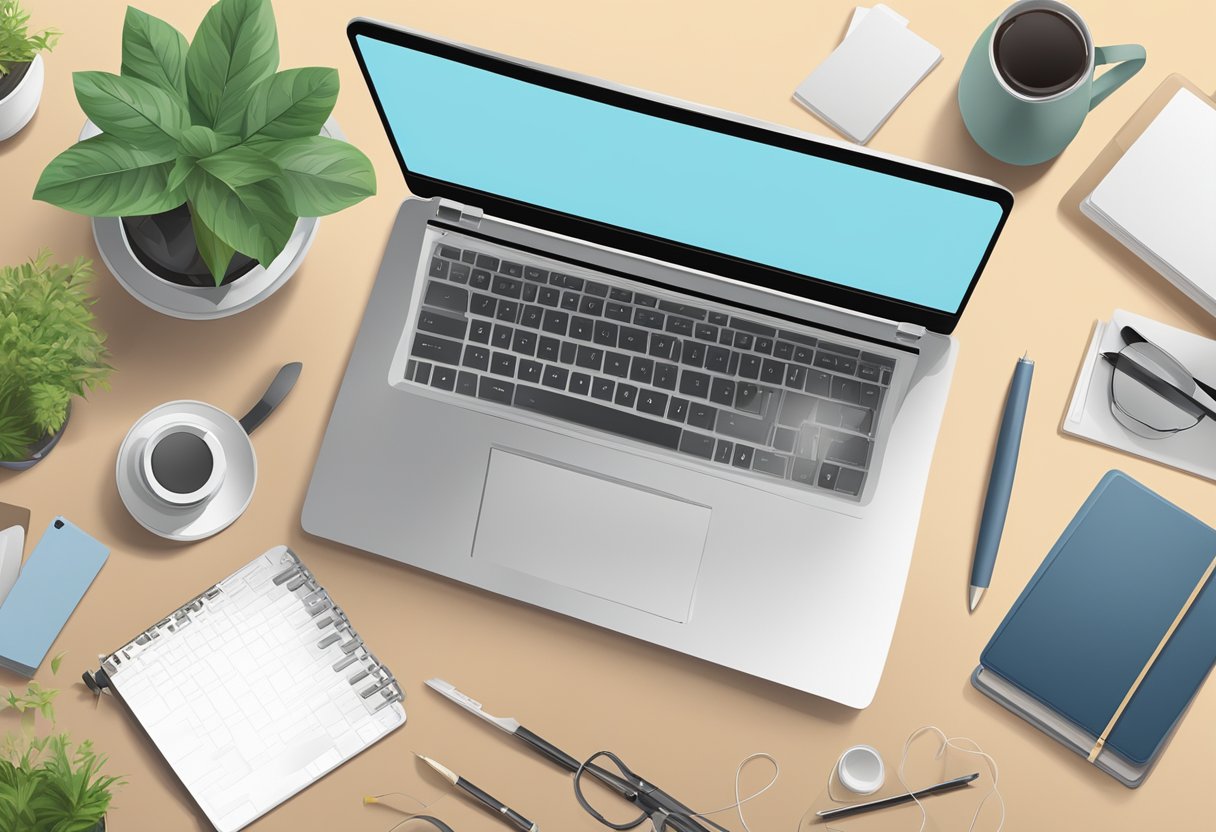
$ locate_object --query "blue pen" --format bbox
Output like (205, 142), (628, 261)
(969, 354), (1034, 612)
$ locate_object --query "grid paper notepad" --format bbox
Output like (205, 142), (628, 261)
(99, 547), (405, 832)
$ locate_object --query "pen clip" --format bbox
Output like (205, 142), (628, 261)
(426, 678), (520, 734)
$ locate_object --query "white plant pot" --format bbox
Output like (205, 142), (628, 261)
(80, 117), (343, 320)
(0, 54), (44, 141)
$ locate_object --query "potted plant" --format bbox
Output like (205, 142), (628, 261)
(0, 252), (112, 471)
(33, 0), (376, 319)
(0, 0), (58, 140)
(0, 659), (122, 831)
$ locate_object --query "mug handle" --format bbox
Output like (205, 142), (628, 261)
(1090, 44), (1146, 110)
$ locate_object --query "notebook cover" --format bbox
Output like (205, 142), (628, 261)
(980, 471), (1216, 766)
(0, 517), (108, 676)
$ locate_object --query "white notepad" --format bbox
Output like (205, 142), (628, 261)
(793, 5), (940, 144)
(98, 547), (406, 832)
(1083, 90), (1216, 314)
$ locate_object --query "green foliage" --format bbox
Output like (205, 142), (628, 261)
(0, 0), (59, 76)
(0, 252), (112, 462)
(34, 0), (376, 286)
(0, 666), (122, 832)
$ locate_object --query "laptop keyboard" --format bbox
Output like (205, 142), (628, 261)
(405, 240), (896, 499)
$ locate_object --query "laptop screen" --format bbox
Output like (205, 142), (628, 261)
(352, 27), (1010, 325)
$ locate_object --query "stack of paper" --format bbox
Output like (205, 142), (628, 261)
(1082, 90), (1216, 316)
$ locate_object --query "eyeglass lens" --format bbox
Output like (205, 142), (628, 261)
(1110, 341), (1203, 439)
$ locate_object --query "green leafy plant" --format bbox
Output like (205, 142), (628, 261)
(0, 0), (59, 76)
(33, 0), (376, 286)
(0, 252), (112, 462)
(0, 656), (123, 832)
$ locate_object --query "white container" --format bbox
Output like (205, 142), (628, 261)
(836, 745), (886, 795)
(0, 53), (44, 141)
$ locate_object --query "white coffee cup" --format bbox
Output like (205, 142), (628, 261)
(836, 745), (885, 795)
(141, 423), (227, 507)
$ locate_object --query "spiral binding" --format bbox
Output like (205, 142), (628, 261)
(101, 548), (405, 717)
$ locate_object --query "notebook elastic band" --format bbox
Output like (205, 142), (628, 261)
(1088, 553), (1216, 762)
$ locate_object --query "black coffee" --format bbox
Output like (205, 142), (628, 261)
(151, 431), (214, 494)
(994, 8), (1088, 97)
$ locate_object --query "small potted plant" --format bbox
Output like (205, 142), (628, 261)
(0, 0), (58, 140)
(0, 252), (112, 471)
(33, 0), (376, 319)
(0, 659), (122, 831)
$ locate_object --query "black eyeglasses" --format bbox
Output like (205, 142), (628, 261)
(573, 751), (730, 832)
(1104, 326), (1216, 439)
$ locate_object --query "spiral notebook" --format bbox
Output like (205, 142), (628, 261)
(93, 547), (406, 831)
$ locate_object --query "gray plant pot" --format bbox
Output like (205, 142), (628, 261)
(0, 403), (70, 471)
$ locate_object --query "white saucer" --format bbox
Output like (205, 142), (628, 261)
(116, 401), (257, 541)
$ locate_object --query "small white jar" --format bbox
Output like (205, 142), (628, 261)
(0, 53), (44, 141)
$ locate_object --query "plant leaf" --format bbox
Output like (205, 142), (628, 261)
(188, 206), (237, 286)
(196, 144), (280, 187)
(176, 124), (239, 159)
(258, 136), (376, 216)
(185, 169), (295, 268)
(167, 156), (195, 192)
(241, 67), (338, 141)
(33, 134), (185, 217)
(185, 0), (278, 132)
(120, 7), (188, 101)
(73, 71), (188, 151)
(50, 653), (64, 675)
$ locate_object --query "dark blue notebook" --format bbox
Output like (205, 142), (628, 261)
(978, 471), (1216, 779)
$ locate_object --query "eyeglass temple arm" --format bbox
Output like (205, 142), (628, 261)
(1103, 352), (1216, 420)
(1119, 325), (1216, 404)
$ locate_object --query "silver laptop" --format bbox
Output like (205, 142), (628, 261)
(303, 20), (1011, 707)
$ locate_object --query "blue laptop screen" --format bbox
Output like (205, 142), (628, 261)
(357, 35), (1006, 315)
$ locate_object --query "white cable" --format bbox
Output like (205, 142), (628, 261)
(689, 752), (780, 832)
(896, 726), (1005, 832)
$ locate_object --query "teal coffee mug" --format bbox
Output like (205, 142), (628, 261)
(958, 0), (1145, 165)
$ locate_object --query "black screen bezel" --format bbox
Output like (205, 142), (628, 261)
(347, 19), (1013, 334)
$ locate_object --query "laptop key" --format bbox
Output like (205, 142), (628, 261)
(560, 291), (580, 311)
(717, 410), (770, 444)
(774, 427), (798, 453)
(431, 365), (456, 391)
(478, 375), (513, 403)
(634, 293), (657, 307)
(814, 351), (857, 375)
(491, 352), (516, 377)
(817, 462), (839, 489)
(860, 383), (881, 410)
(585, 280), (608, 297)
(411, 333), (462, 365)
(793, 346), (815, 365)
(569, 372), (591, 396)
(449, 263), (471, 284)
(469, 320), (491, 344)
(492, 275), (522, 298)
(518, 359), (542, 383)
(456, 371), (477, 396)
(514, 385), (681, 450)
(752, 450), (787, 478)
(682, 341), (706, 368)
(470, 269), (491, 290)
(635, 308), (664, 329)
(436, 245), (460, 260)
(709, 311), (729, 326)
(413, 361), (431, 384)
(461, 250), (476, 264)
(591, 377), (614, 400)
(836, 467), (864, 496)
(678, 431), (715, 459)
(539, 286), (560, 306)
(605, 352), (629, 377)
(496, 300), (519, 322)
(492, 324), (512, 349)
(731, 318), (777, 337)
(654, 362), (678, 390)
(522, 283), (537, 302)
(560, 341), (577, 364)
(614, 383), (638, 408)
(594, 320), (618, 347)
(831, 376), (862, 404)
(734, 332), (754, 350)
(666, 316), (694, 336)
(648, 333), (677, 360)
(709, 377), (735, 407)
(571, 316), (594, 341)
(428, 257), (449, 279)
(638, 390), (668, 416)
(785, 364), (806, 389)
(575, 345), (604, 371)
(417, 310), (467, 339)
(773, 341), (793, 360)
(537, 336), (559, 362)
(462, 344), (490, 371)
(471, 293), (496, 317)
(475, 254), (500, 271)
(754, 337), (774, 355)
(605, 301), (632, 322)
(704, 345), (731, 373)
(679, 370), (710, 398)
(609, 287), (633, 303)
(543, 365), (569, 390)
(500, 261), (523, 278)
(619, 326), (648, 353)
(578, 296), (605, 316)
(520, 305), (544, 328)
(657, 300), (707, 321)
(858, 363), (881, 382)
(822, 431), (870, 467)
(736, 382), (763, 413)
(714, 439), (733, 464)
(739, 354), (761, 379)
(688, 402), (717, 431)
(695, 323), (718, 341)
(512, 329), (537, 356)
(805, 370), (832, 396)
(425, 281), (468, 313)
(524, 266), (548, 282)
(731, 443), (754, 469)
(760, 359), (784, 384)
(667, 397), (689, 423)
(629, 356), (654, 384)
(791, 457), (817, 486)
(542, 310), (569, 335)
(564, 275), (584, 291)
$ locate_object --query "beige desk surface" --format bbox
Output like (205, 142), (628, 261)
(2, 1), (1215, 829)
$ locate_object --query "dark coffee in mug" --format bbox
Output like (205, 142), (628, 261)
(150, 430), (214, 494)
(993, 8), (1088, 97)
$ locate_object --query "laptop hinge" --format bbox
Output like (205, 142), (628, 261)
(435, 198), (483, 228)
(895, 322), (927, 344)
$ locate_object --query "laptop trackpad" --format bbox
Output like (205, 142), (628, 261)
(472, 449), (711, 623)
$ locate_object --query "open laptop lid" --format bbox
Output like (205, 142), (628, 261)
(348, 20), (1013, 335)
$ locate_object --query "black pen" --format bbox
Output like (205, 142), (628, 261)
(417, 754), (539, 832)
(816, 772), (980, 821)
